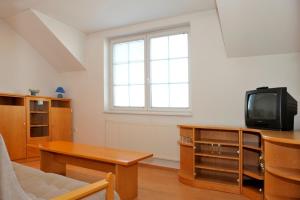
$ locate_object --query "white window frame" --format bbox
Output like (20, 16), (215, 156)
(108, 26), (191, 116)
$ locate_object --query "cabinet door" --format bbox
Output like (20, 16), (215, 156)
(0, 106), (26, 160)
(50, 108), (72, 141)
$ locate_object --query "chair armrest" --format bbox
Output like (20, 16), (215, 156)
(51, 173), (114, 200)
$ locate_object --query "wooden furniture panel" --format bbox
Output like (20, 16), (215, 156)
(50, 107), (72, 141)
(265, 171), (300, 199)
(179, 145), (194, 178)
(264, 140), (300, 199)
(40, 141), (153, 200)
(0, 105), (26, 160)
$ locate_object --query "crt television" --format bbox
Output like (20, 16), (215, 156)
(245, 87), (297, 131)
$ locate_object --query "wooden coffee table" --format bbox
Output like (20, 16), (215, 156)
(39, 141), (153, 200)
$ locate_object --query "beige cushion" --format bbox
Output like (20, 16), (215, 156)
(0, 135), (30, 200)
(13, 162), (108, 200)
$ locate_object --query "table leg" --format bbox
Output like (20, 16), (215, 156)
(115, 164), (138, 200)
(40, 150), (66, 175)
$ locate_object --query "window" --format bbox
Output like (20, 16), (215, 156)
(109, 27), (190, 114)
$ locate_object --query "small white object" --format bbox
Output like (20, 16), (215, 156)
(37, 100), (44, 106)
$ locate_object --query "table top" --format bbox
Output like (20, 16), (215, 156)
(39, 141), (153, 166)
(261, 130), (300, 145)
(178, 124), (300, 145)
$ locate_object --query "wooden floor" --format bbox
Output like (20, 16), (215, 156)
(21, 161), (249, 200)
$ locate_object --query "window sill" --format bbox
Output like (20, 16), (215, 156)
(103, 110), (192, 116)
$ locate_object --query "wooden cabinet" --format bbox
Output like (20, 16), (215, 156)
(0, 95), (26, 160)
(50, 99), (72, 141)
(178, 124), (300, 200)
(0, 93), (72, 160)
(26, 97), (72, 158)
(264, 138), (300, 199)
(178, 125), (241, 194)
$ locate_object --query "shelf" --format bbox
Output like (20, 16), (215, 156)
(30, 125), (49, 127)
(30, 111), (48, 114)
(195, 163), (239, 174)
(51, 99), (71, 108)
(195, 151), (239, 160)
(195, 172), (239, 186)
(194, 139), (239, 147)
(178, 141), (193, 147)
(243, 143), (262, 151)
(0, 96), (24, 106)
(244, 165), (264, 180)
(266, 166), (300, 182)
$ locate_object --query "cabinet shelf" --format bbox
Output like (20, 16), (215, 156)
(195, 139), (239, 147)
(195, 172), (239, 186)
(266, 166), (300, 182)
(243, 165), (264, 180)
(195, 151), (239, 160)
(178, 141), (193, 147)
(243, 143), (262, 151)
(195, 163), (239, 174)
(30, 111), (48, 114)
(30, 125), (49, 127)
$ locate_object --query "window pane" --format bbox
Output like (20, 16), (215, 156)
(150, 60), (168, 84)
(129, 85), (145, 107)
(151, 84), (169, 107)
(113, 64), (128, 85)
(113, 43), (128, 64)
(129, 40), (144, 62)
(129, 62), (144, 84)
(169, 58), (188, 83)
(169, 34), (188, 58)
(113, 86), (129, 107)
(150, 36), (168, 60)
(169, 84), (189, 108)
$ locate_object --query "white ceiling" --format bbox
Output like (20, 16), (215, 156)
(217, 0), (300, 57)
(0, 0), (216, 33)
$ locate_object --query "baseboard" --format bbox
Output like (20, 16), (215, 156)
(139, 157), (179, 170)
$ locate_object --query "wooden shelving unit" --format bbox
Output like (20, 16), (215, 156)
(0, 93), (73, 161)
(178, 124), (300, 199)
(178, 125), (241, 194)
(242, 131), (264, 200)
(27, 97), (50, 140)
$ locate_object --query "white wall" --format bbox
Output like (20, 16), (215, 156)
(33, 10), (87, 65)
(60, 10), (300, 162)
(0, 19), (60, 96)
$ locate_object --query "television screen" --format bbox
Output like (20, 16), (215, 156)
(247, 93), (277, 120)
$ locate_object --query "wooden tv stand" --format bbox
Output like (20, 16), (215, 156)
(178, 125), (300, 200)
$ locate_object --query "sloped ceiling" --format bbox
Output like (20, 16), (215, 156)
(217, 0), (300, 57)
(0, 0), (216, 33)
(6, 9), (85, 72)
